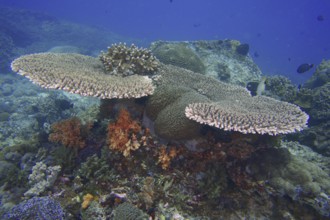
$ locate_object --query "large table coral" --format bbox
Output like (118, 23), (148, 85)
(11, 44), (308, 138)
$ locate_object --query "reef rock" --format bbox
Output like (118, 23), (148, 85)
(151, 40), (262, 86)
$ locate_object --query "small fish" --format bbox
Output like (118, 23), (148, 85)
(317, 15), (324, 21)
(170, 0), (173, 2)
(256, 76), (267, 96)
(253, 51), (259, 58)
(297, 63), (314, 73)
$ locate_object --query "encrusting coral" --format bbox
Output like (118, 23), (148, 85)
(99, 43), (159, 76)
(151, 41), (205, 74)
(107, 109), (142, 157)
(48, 117), (90, 149)
(24, 162), (61, 197)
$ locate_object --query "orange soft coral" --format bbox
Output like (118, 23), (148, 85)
(107, 108), (142, 157)
(49, 117), (88, 149)
(157, 145), (178, 170)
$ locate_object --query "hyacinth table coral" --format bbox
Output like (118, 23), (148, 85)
(11, 44), (309, 137)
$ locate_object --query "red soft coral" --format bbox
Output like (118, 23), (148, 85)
(107, 108), (141, 157)
(49, 117), (88, 149)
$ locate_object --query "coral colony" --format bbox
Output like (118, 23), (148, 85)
(2, 41), (329, 219)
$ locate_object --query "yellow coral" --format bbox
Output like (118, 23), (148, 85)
(81, 193), (94, 209)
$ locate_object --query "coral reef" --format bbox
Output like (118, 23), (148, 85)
(3, 197), (64, 220)
(138, 176), (155, 209)
(11, 52), (155, 99)
(149, 64), (308, 137)
(113, 202), (148, 220)
(81, 193), (95, 209)
(107, 108), (142, 157)
(99, 43), (159, 76)
(81, 201), (107, 220)
(247, 142), (330, 217)
(192, 40), (262, 85)
(146, 85), (205, 140)
(185, 95), (308, 135)
(157, 145), (179, 170)
(48, 117), (89, 149)
(24, 161), (61, 197)
(76, 153), (117, 183)
(3, 36), (330, 219)
(151, 41), (205, 73)
(263, 75), (298, 103)
(235, 43), (250, 56)
(151, 40), (262, 86)
(304, 59), (330, 89)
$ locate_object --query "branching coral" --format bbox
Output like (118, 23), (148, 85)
(49, 117), (90, 149)
(107, 109), (142, 157)
(99, 43), (159, 76)
(24, 162), (62, 197)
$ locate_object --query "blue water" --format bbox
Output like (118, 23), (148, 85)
(1, 0), (330, 84)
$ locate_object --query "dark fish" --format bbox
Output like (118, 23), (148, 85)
(317, 15), (324, 21)
(193, 23), (201, 28)
(297, 63), (314, 73)
(170, 0), (173, 2)
(236, 43), (249, 56)
(288, 57), (291, 62)
(253, 51), (259, 58)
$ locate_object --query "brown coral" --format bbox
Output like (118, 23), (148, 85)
(49, 117), (89, 149)
(157, 145), (179, 170)
(99, 43), (159, 76)
(11, 52), (155, 99)
(107, 109), (142, 157)
(185, 96), (309, 135)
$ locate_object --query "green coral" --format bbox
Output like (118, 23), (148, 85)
(151, 41), (205, 74)
(248, 143), (330, 216)
(197, 163), (228, 199)
(146, 85), (205, 139)
(264, 75), (298, 103)
(113, 202), (148, 220)
(304, 59), (330, 89)
(76, 149), (117, 183)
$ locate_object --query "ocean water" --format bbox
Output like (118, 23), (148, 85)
(1, 1), (330, 219)
(1, 0), (330, 84)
